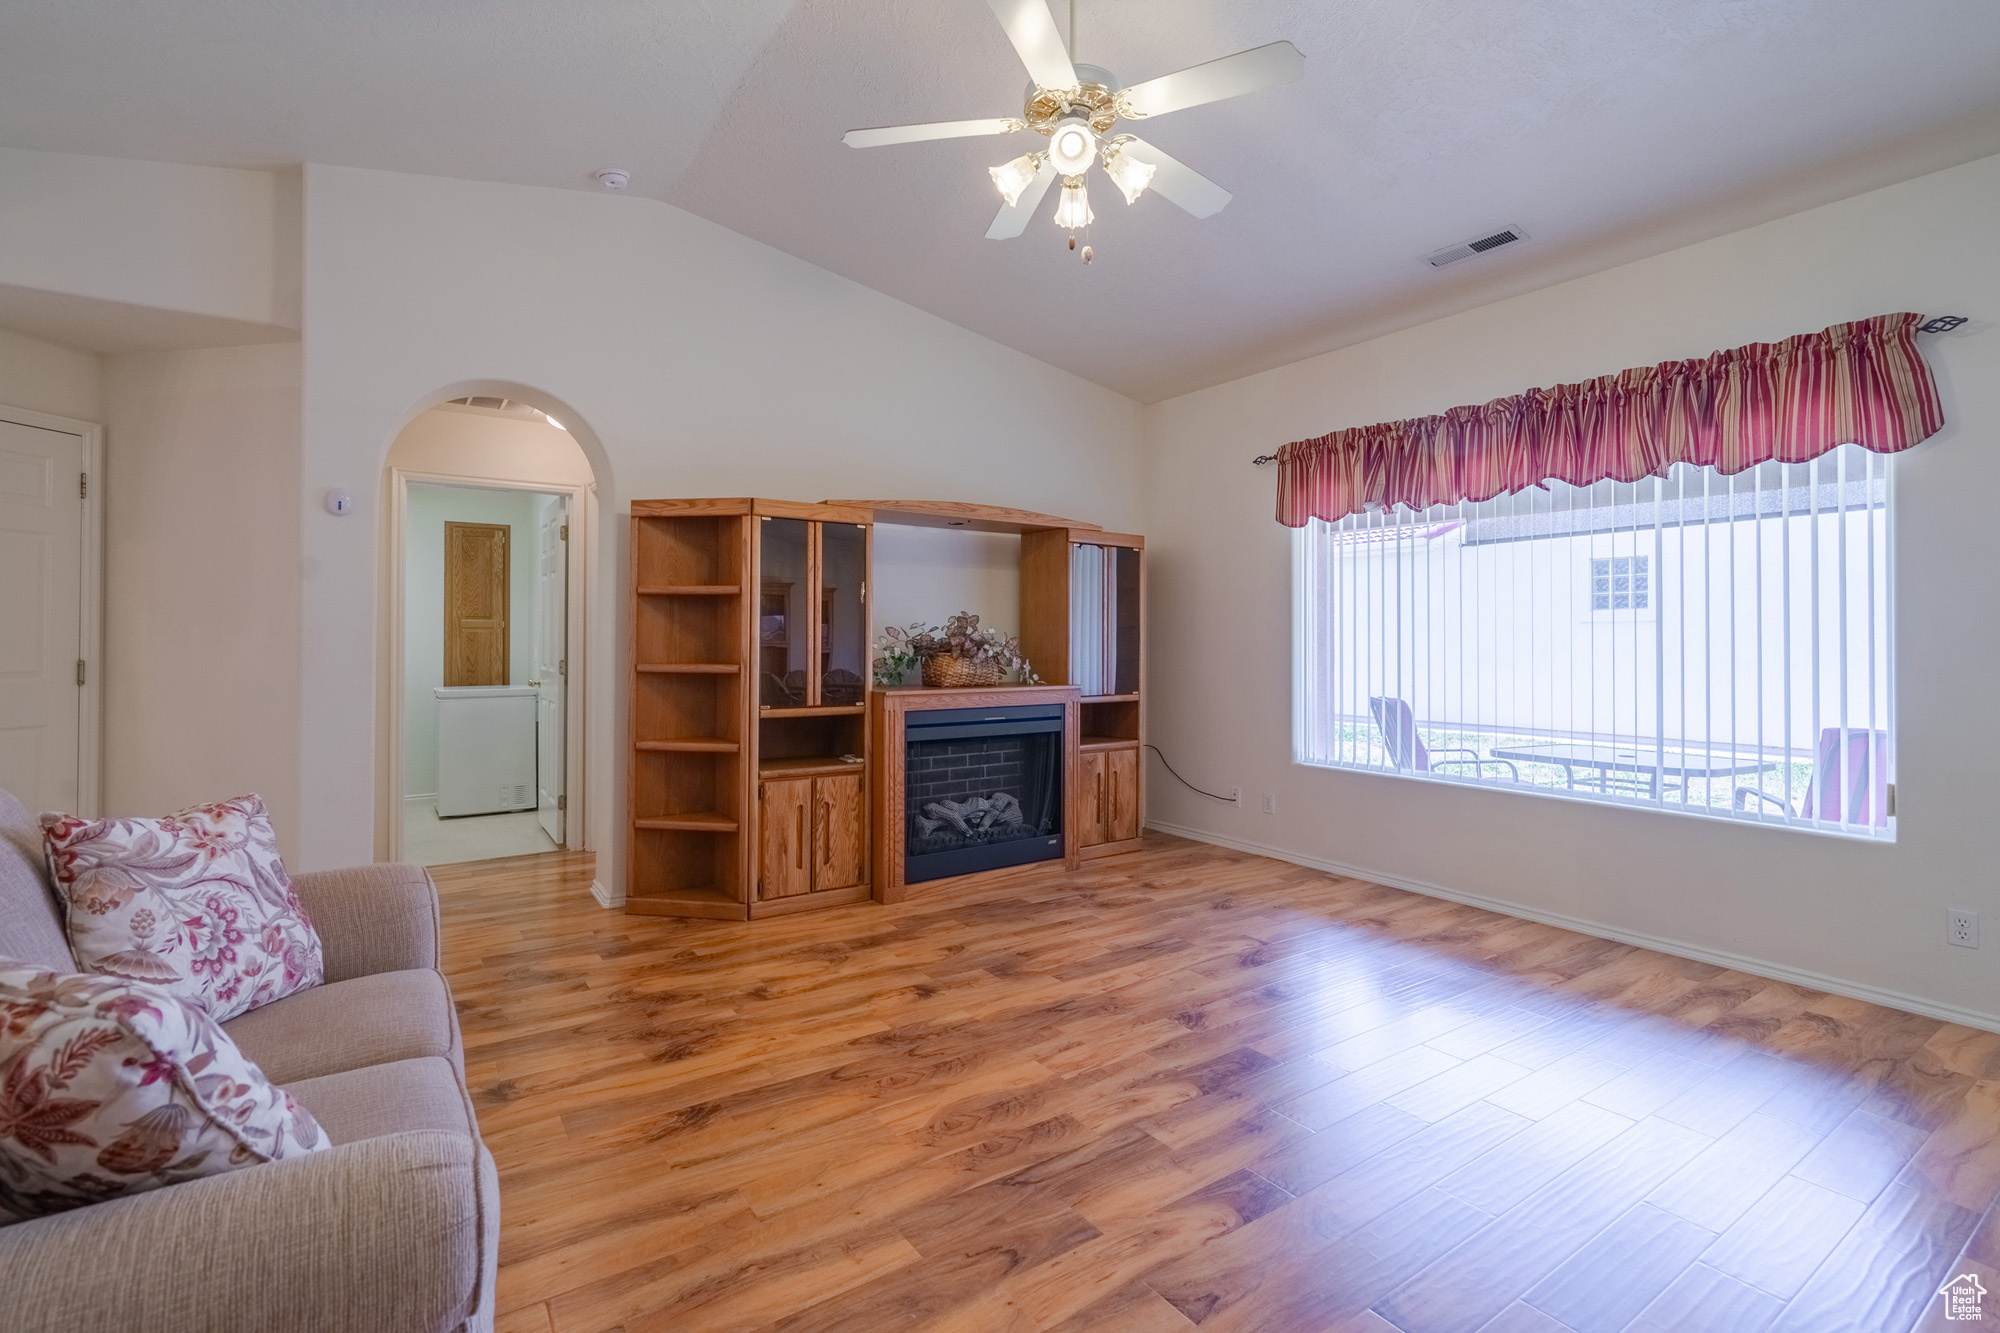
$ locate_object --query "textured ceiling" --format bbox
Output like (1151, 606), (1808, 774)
(2, 0), (1998, 399)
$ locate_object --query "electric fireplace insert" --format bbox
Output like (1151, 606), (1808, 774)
(903, 703), (1064, 883)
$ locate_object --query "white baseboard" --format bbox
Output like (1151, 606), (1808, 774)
(1147, 819), (2000, 1036)
(590, 879), (622, 909)
(403, 793), (437, 804)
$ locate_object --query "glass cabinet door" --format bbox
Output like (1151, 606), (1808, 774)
(819, 522), (868, 706)
(1112, 544), (1141, 696)
(759, 517), (810, 708)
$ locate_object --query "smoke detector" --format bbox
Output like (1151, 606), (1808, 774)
(595, 168), (631, 191)
(1425, 225), (1528, 268)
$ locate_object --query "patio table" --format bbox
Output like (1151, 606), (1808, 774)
(1487, 742), (1778, 800)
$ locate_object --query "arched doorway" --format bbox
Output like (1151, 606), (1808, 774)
(381, 393), (598, 866)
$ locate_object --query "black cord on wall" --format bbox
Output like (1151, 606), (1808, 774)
(1144, 744), (1239, 803)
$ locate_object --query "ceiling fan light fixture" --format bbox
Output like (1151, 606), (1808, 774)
(1102, 144), (1156, 204)
(1054, 178), (1094, 231)
(1048, 116), (1098, 175)
(989, 152), (1045, 207)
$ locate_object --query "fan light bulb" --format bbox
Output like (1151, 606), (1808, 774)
(989, 153), (1042, 207)
(1048, 116), (1097, 176)
(1054, 179), (1094, 231)
(1102, 148), (1156, 205)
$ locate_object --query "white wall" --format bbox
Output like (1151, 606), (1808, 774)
(300, 164), (1143, 885)
(1143, 151), (2000, 1026)
(0, 147), (298, 336)
(100, 342), (302, 855)
(402, 482), (548, 798)
(871, 527), (1022, 683)
(386, 403), (595, 491)
(0, 326), (100, 422)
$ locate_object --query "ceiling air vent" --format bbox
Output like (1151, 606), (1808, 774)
(1425, 226), (1528, 268)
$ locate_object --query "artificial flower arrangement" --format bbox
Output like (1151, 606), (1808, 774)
(873, 612), (1041, 689)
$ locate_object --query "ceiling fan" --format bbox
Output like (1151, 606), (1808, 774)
(842, 0), (1303, 253)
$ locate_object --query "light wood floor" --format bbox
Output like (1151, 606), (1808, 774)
(434, 834), (2000, 1333)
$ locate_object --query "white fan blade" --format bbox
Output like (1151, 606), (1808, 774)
(1118, 41), (1304, 119)
(985, 158), (1059, 239)
(844, 118), (1019, 149)
(1117, 138), (1231, 218)
(986, 0), (1078, 91)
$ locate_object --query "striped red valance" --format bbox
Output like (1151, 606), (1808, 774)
(1274, 313), (1945, 527)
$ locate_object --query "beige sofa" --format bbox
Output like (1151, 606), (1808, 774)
(0, 789), (498, 1333)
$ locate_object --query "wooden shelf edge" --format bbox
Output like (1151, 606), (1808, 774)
(759, 704), (867, 717)
(758, 757), (867, 779)
(1081, 693), (1142, 703)
(637, 663), (742, 674)
(637, 585), (741, 596)
(624, 895), (748, 920)
(822, 499), (1102, 535)
(1080, 737), (1141, 753)
(636, 739), (739, 753)
(634, 814), (740, 832)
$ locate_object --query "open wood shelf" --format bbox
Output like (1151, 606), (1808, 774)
(635, 813), (739, 833)
(758, 704), (866, 718)
(1081, 693), (1141, 703)
(1080, 736), (1141, 753)
(637, 663), (741, 674)
(637, 585), (741, 596)
(636, 738), (739, 753)
(759, 756), (866, 780)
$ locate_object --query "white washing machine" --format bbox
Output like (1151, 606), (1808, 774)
(434, 686), (538, 817)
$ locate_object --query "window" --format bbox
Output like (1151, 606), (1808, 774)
(1295, 443), (1893, 836)
(1590, 555), (1648, 611)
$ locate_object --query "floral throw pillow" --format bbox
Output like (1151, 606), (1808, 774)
(41, 795), (323, 1024)
(0, 963), (326, 1223)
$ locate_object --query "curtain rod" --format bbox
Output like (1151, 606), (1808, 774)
(1250, 315), (1970, 466)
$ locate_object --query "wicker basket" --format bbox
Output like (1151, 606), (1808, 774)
(921, 654), (1004, 688)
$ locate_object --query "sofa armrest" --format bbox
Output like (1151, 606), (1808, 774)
(292, 862), (442, 981)
(0, 1131), (496, 1333)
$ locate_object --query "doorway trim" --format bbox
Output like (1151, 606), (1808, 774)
(384, 467), (593, 863)
(0, 402), (103, 816)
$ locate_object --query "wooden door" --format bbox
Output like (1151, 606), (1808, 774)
(758, 778), (812, 899)
(1078, 750), (1108, 848)
(444, 521), (509, 686)
(0, 418), (86, 814)
(1106, 748), (1140, 842)
(814, 773), (865, 891)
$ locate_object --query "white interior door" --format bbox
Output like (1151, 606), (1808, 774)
(534, 495), (568, 844)
(0, 419), (85, 814)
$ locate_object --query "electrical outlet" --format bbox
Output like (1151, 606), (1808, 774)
(1260, 793), (1278, 815)
(1226, 786), (1241, 805)
(1950, 909), (1981, 949)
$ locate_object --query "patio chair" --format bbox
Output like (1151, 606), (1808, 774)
(1734, 727), (1889, 826)
(1369, 696), (1519, 781)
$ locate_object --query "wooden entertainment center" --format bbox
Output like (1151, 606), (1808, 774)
(625, 497), (1143, 917)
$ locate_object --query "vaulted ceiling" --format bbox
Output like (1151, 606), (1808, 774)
(2, 0), (1997, 399)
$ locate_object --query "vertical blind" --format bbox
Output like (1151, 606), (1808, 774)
(1295, 442), (1893, 836)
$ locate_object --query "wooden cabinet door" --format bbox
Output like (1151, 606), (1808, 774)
(814, 773), (866, 891)
(1106, 748), (1140, 843)
(1077, 751), (1108, 848)
(758, 779), (812, 899)
(444, 521), (509, 686)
